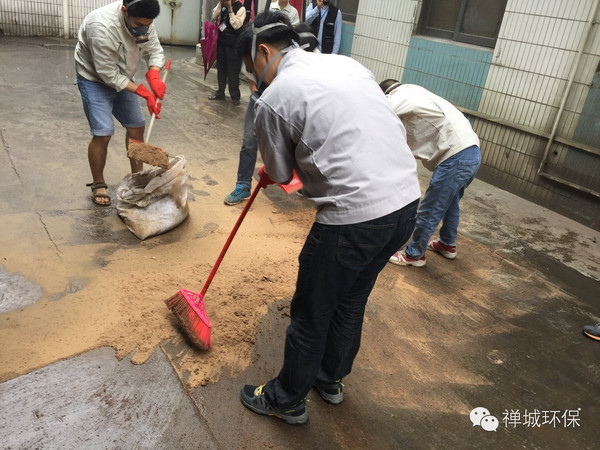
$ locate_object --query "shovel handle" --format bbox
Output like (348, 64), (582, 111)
(144, 58), (172, 144)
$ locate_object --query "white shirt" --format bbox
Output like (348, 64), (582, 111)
(74, 1), (164, 92)
(387, 84), (480, 171)
(270, 1), (300, 25)
(254, 48), (420, 225)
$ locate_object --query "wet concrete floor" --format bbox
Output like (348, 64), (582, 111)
(1, 36), (599, 449)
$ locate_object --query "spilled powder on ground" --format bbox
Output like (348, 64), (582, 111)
(0, 194), (315, 389)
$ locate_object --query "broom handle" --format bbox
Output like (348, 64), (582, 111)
(144, 58), (172, 144)
(200, 182), (263, 296)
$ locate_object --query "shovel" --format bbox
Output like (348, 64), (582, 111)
(128, 58), (172, 169)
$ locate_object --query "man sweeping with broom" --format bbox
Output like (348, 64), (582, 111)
(236, 11), (421, 425)
(75, 0), (166, 206)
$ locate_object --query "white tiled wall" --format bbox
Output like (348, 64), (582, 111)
(351, 0), (419, 82)
(484, 0), (600, 137)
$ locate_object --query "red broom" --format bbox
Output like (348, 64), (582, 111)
(165, 167), (302, 350)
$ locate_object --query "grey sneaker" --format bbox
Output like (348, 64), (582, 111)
(314, 379), (344, 405)
(583, 324), (600, 341)
(240, 384), (308, 425)
(224, 184), (250, 205)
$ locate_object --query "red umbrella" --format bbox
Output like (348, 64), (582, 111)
(200, 20), (219, 80)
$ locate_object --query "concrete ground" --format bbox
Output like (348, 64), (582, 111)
(0, 37), (599, 449)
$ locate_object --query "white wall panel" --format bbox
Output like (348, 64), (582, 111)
(352, 0), (418, 76)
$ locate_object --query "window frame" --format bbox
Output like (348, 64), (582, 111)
(417, 0), (507, 48)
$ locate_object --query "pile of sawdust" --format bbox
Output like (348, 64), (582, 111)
(127, 140), (169, 169)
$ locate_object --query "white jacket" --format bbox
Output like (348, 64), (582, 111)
(387, 84), (480, 171)
(74, 1), (165, 92)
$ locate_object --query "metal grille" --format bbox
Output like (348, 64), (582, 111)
(0, 0), (62, 36)
(0, 0), (112, 38)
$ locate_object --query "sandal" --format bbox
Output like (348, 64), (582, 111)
(86, 181), (111, 206)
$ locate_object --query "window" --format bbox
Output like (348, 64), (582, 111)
(335, 0), (359, 23)
(418, 0), (507, 48)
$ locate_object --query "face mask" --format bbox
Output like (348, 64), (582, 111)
(125, 14), (150, 44)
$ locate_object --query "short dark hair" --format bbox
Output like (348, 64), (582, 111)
(238, 11), (298, 58)
(123, 0), (160, 19)
(379, 79), (401, 94)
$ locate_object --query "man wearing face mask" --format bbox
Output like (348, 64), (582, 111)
(74, 0), (165, 206)
(237, 11), (420, 425)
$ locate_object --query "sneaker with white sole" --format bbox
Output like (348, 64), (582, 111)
(427, 239), (457, 259)
(240, 384), (308, 425)
(583, 324), (600, 341)
(314, 379), (344, 405)
(389, 252), (426, 267)
(224, 184), (250, 206)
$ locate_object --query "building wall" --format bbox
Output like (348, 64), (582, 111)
(401, 37), (492, 111)
(351, 0), (600, 230)
(351, 1), (419, 82)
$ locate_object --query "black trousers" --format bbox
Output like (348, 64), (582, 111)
(263, 199), (420, 407)
(216, 40), (242, 101)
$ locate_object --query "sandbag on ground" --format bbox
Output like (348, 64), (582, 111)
(116, 155), (189, 240)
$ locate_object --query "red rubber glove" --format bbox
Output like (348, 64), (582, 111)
(145, 69), (166, 99)
(258, 165), (275, 188)
(135, 84), (161, 118)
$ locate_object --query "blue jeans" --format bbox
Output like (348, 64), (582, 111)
(76, 74), (145, 136)
(405, 145), (481, 259)
(236, 95), (258, 189)
(263, 199), (419, 407)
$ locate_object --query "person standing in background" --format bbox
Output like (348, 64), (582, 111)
(209, 0), (246, 105)
(304, 0), (341, 54)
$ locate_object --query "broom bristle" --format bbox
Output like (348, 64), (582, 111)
(165, 289), (212, 350)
